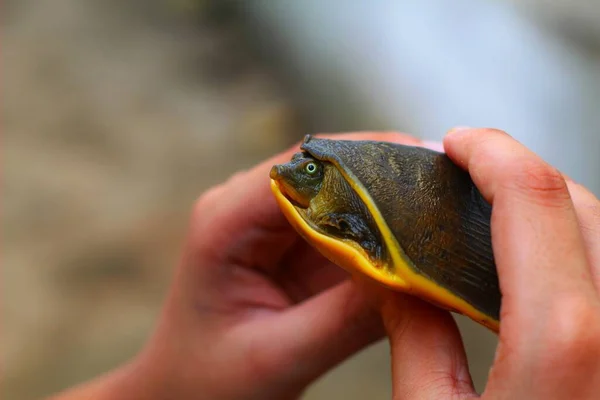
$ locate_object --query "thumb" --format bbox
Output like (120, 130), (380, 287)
(381, 292), (477, 399)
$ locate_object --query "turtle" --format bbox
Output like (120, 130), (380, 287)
(269, 134), (501, 332)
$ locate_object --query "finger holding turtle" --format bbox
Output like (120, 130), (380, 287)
(48, 131), (438, 400)
(270, 127), (600, 399)
(442, 127), (600, 399)
(565, 180), (600, 291)
(138, 132), (441, 399)
(382, 128), (600, 399)
(47, 127), (600, 400)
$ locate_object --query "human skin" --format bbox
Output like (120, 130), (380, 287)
(382, 128), (600, 399)
(48, 129), (600, 400)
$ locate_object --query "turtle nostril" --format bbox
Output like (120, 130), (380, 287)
(270, 165), (283, 180)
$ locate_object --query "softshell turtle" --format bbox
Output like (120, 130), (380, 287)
(269, 134), (501, 332)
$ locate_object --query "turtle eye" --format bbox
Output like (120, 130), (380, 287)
(305, 162), (318, 175)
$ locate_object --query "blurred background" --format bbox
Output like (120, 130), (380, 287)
(4, 0), (600, 398)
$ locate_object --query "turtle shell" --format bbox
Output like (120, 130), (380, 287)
(271, 134), (501, 332)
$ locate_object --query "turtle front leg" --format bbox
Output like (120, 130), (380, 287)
(315, 213), (383, 262)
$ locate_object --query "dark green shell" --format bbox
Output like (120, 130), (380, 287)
(301, 135), (501, 321)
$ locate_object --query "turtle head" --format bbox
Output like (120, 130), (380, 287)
(270, 152), (324, 208)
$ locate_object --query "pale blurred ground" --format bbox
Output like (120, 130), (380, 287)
(3, 1), (600, 399)
(4, 1), (304, 398)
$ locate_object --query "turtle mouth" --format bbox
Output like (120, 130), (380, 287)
(270, 179), (325, 237)
(269, 166), (311, 208)
(269, 178), (305, 209)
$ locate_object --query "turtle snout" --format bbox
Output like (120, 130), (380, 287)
(270, 165), (284, 180)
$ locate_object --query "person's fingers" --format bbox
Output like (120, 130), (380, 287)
(187, 149), (298, 272)
(379, 291), (475, 400)
(240, 137), (451, 387)
(232, 280), (385, 391)
(567, 181), (600, 292)
(444, 128), (600, 397)
(443, 128), (596, 316)
(422, 140), (446, 153)
(275, 240), (348, 303)
(478, 144), (600, 294)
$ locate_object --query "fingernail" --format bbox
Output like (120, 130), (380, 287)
(422, 141), (445, 153)
(446, 126), (473, 135)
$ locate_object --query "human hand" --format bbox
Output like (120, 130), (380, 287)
(49, 132), (447, 400)
(381, 128), (600, 399)
(141, 132), (398, 400)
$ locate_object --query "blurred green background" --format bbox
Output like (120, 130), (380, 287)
(4, 1), (600, 399)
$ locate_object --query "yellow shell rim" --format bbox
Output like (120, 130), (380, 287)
(270, 178), (500, 333)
